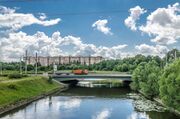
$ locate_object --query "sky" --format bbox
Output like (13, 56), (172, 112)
(0, 0), (180, 61)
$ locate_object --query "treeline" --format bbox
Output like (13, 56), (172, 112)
(130, 58), (180, 111)
(129, 49), (180, 111)
(0, 49), (179, 73)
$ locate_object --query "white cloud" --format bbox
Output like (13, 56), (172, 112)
(0, 6), (16, 14)
(93, 109), (111, 119)
(94, 45), (128, 59)
(0, 31), (128, 61)
(135, 44), (168, 57)
(39, 13), (47, 20)
(125, 6), (146, 31)
(0, 6), (61, 31)
(139, 3), (180, 45)
(92, 19), (113, 35)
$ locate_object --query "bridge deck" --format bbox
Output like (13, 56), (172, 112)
(51, 74), (132, 81)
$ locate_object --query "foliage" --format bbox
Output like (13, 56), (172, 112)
(130, 61), (161, 98)
(159, 59), (180, 111)
(7, 84), (18, 90)
(48, 76), (53, 84)
(130, 62), (147, 91)
(8, 73), (28, 79)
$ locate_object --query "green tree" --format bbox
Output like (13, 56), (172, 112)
(130, 61), (161, 98)
(130, 62), (147, 91)
(159, 59), (180, 111)
(140, 61), (161, 98)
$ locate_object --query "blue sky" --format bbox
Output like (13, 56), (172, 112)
(0, 0), (180, 61)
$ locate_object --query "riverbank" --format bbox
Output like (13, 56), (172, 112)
(138, 91), (180, 117)
(153, 98), (180, 117)
(0, 76), (65, 115)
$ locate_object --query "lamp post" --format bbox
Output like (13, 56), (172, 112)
(0, 62), (2, 75)
(35, 52), (38, 75)
(25, 50), (28, 74)
(20, 57), (22, 74)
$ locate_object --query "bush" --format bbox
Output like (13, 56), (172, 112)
(8, 73), (28, 79)
(7, 84), (17, 90)
(47, 76), (53, 84)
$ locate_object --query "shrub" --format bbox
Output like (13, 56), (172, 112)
(7, 84), (17, 90)
(8, 73), (28, 79)
(47, 76), (53, 84)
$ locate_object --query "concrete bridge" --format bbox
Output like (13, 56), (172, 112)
(51, 74), (132, 87)
(51, 74), (132, 81)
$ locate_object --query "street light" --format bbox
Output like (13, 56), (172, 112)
(35, 52), (38, 75)
(20, 56), (22, 74)
(25, 50), (28, 74)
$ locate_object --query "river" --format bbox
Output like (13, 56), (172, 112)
(0, 87), (179, 119)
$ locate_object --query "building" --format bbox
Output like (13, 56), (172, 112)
(25, 56), (104, 66)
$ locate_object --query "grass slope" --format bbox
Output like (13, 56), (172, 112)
(0, 76), (61, 107)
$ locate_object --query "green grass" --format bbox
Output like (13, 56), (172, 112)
(0, 76), (61, 108)
(0, 77), (9, 81)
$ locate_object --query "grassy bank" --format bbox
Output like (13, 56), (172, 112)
(0, 76), (62, 108)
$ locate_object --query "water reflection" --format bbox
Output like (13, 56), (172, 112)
(93, 108), (112, 119)
(0, 88), (179, 119)
(128, 112), (150, 119)
(56, 98), (81, 110)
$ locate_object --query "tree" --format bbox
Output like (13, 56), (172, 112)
(140, 61), (161, 98)
(130, 61), (161, 98)
(121, 63), (129, 72)
(159, 59), (180, 111)
(130, 62), (147, 91)
(27, 64), (34, 71)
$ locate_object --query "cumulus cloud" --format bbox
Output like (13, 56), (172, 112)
(135, 44), (168, 57)
(0, 6), (61, 31)
(139, 3), (180, 45)
(125, 6), (146, 31)
(39, 13), (47, 20)
(92, 19), (113, 35)
(0, 31), (128, 61)
(0, 6), (16, 14)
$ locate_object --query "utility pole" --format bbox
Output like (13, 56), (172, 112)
(20, 57), (22, 74)
(166, 54), (168, 66)
(0, 55), (2, 75)
(25, 50), (28, 74)
(35, 52), (38, 75)
(175, 49), (177, 60)
(0, 62), (2, 75)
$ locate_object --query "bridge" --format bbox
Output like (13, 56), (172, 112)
(51, 74), (132, 81)
(51, 73), (132, 87)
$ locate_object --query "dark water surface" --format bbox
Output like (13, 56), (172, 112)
(0, 88), (179, 119)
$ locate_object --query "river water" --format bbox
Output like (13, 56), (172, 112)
(0, 87), (179, 119)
